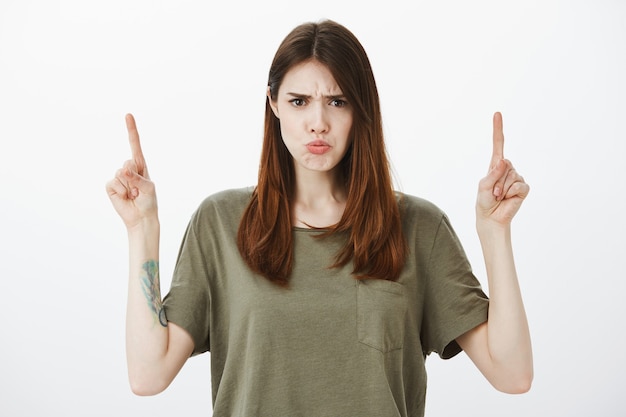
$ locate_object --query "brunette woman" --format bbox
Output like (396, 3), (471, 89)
(106, 19), (532, 417)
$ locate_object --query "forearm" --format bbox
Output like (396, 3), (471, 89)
(478, 223), (533, 381)
(125, 218), (170, 392)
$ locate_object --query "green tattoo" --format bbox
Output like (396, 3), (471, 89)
(140, 260), (168, 327)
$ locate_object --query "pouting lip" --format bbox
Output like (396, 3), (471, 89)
(306, 139), (331, 147)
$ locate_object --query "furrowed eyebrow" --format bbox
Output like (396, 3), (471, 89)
(285, 92), (347, 100)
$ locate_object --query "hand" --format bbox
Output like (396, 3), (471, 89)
(476, 112), (529, 228)
(106, 114), (158, 230)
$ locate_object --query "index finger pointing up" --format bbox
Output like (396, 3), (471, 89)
(125, 113), (146, 176)
(491, 111), (505, 169)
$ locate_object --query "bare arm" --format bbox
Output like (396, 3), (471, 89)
(106, 114), (194, 395)
(457, 112), (533, 394)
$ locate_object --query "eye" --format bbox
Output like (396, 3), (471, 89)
(289, 98), (306, 107)
(330, 98), (347, 108)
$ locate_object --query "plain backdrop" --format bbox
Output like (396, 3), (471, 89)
(1, 0), (624, 415)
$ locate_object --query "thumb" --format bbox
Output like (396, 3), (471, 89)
(124, 167), (155, 198)
(483, 159), (504, 185)
(479, 158), (508, 200)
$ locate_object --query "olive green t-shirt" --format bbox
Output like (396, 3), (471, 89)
(163, 187), (489, 417)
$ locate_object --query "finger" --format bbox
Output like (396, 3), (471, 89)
(500, 168), (523, 200)
(126, 113), (147, 177)
(108, 166), (139, 200)
(490, 111), (505, 170)
(106, 175), (130, 200)
(122, 160), (155, 197)
(503, 178), (530, 201)
(481, 158), (512, 201)
(493, 160), (507, 200)
(119, 163), (139, 198)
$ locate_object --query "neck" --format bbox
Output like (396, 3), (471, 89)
(294, 167), (346, 204)
(292, 168), (347, 228)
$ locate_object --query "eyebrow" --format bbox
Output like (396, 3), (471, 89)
(285, 92), (347, 100)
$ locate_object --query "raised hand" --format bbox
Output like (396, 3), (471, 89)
(106, 114), (158, 230)
(476, 112), (530, 227)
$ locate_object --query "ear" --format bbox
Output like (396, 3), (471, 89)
(267, 86), (279, 119)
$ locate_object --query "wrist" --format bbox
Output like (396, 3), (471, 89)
(127, 216), (160, 240)
(476, 218), (511, 242)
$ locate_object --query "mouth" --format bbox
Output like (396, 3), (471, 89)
(306, 140), (332, 155)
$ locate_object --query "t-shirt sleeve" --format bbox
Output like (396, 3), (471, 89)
(163, 211), (212, 356)
(421, 213), (489, 359)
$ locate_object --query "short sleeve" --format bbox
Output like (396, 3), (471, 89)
(163, 212), (212, 356)
(421, 214), (489, 359)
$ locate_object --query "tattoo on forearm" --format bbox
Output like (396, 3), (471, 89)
(140, 260), (168, 327)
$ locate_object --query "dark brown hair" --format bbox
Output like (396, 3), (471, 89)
(237, 20), (407, 286)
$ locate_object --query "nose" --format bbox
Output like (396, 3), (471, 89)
(309, 102), (329, 134)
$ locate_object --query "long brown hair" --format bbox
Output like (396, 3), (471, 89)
(237, 20), (407, 286)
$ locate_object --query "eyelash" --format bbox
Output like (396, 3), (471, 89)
(289, 98), (306, 107)
(288, 98), (348, 108)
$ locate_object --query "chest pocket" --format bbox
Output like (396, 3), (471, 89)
(357, 279), (408, 353)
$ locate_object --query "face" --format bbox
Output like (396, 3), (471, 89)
(269, 60), (353, 176)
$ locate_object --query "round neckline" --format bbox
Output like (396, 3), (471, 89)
(293, 226), (329, 233)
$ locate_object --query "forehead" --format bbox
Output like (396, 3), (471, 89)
(279, 60), (342, 95)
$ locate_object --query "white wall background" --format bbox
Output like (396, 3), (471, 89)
(1, 0), (624, 415)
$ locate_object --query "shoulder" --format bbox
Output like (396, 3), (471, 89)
(395, 191), (445, 222)
(191, 186), (254, 226)
(395, 191), (453, 244)
(198, 186), (254, 209)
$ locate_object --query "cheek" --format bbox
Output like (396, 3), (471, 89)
(279, 120), (296, 145)
(277, 110), (298, 135)
(339, 115), (354, 141)
(278, 119), (299, 155)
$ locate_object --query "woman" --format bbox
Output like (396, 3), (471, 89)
(106, 19), (532, 417)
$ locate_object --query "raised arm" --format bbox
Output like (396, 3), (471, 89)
(456, 112), (533, 394)
(106, 114), (194, 395)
